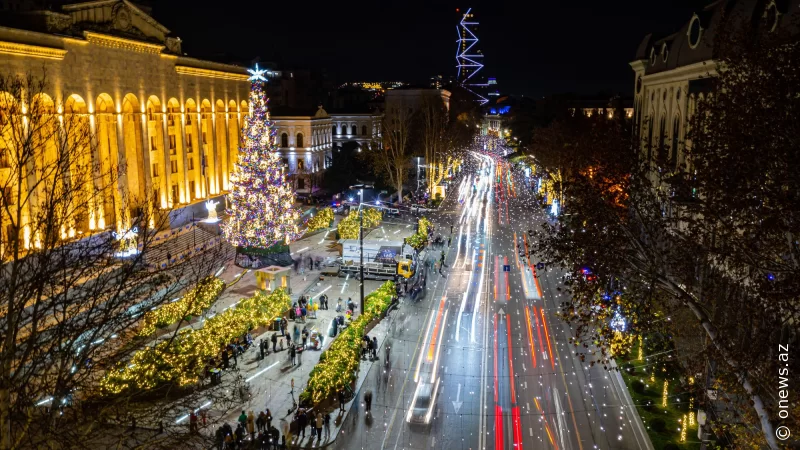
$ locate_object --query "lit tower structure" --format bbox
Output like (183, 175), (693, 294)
(456, 7), (489, 105)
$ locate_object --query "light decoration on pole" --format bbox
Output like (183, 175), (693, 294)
(680, 415), (688, 442)
(688, 376), (696, 427)
(638, 335), (643, 361)
(113, 226), (139, 257)
(662, 380), (669, 408)
(221, 64), (300, 249)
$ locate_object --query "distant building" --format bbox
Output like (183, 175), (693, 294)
(385, 87), (451, 114)
(270, 106), (333, 194)
(568, 95), (633, 120)
(340, 81), (405, 93)
(329, 110), (382, 151)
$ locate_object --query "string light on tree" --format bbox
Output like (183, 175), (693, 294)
(222, 64), (300, 249)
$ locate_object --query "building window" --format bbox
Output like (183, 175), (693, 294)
(332, 125), (337, 135)
(186, 114), (193, 126)
(171, 159), (178, 173)
(296, 133), (304, 148)
(349, 125), (355, 135)
(297, 178), (305, 190)
(151, 163), (159, 177)
(297, 159), (305, 171)
(2, 186), (14, 206)
(171, 184), (180, 204)
(150, 136), (158, 151)
(281, 133), (288, 147)
(186, 134), (193, 153)
(282, 158), (289, 168)
(361, 125), (367, 136)
(153, 188), (160, 207)
(189, 181), (196, 199)
(169, 135), (176, 154)
(687, 14), (703, 49)
(671, 116), (680, 170)
(188, 158), (194, 171)
(202, 131), (207, 145)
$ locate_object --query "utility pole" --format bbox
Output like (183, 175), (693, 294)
(359, 189), (365, 314)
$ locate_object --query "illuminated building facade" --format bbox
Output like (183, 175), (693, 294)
(270, 106), (333, 194)
(0, 0), (251, 239)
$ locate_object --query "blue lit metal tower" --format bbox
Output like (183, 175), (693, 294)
(456, 7), (489, 105)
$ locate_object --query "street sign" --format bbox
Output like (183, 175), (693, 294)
(503, 265), (511, 272)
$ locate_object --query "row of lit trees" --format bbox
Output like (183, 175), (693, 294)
(528, 22), (799, 449)
(366, 86), (480, 202)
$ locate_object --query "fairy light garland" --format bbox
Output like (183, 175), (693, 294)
(102, 288), (291, 394)
(138, 277), (225, 336)
(221, 68), (300, 249)
(301, 281), (394, 404)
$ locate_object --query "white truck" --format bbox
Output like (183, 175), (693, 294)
(338, 239), (416, 280)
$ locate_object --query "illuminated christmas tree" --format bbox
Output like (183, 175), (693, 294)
(222, 65), (300, 251)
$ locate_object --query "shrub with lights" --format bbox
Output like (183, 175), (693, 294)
(405, 216), (431, 250)
(102, 288), (291, 394)
(305, 207), (334, 233)
(138, 277), (225, 336)
(337, 208), (383, 240)
(301, 281), (394, 404)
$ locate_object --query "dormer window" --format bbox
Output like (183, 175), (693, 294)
(650, 47), (657, 65)
(661, 43), (669, 62)
(764, 1), (781, 32)
(687, 13), (703, 49)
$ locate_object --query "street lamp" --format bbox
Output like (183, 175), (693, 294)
(359, 189), (365, 314)
(416, 157), (422, 192)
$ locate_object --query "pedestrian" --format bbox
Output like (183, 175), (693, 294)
(200, 408), (207, 427)
(224, 432), (234, 450)
(215, 426), (224, 450)
(221, 349), (229, 370)
(271, 333), (278, 352)
(364, 390), (373, 412)
(323, 412), (331, 438)
(338, 390), (346, 411)
(247, 411), (256, 442)
(301, 329), (308, 348)
(265, 408), (272, 431)
(257, 411), (266, 433)
(362, 339), (368, 359)
(450, 224), (453, 234)
(298, 409), (308, 438)
(297, 345), (303, 365)
(290, 344), (296, 366)
(448, 236), (452, 247)
(232, 347), (238, 368)
(372, 336), (378, 359)
(234, 423), (245, 447)
(189, 411), (198, 433)
(238, 410), (247, 429)
(315, 411), (323, 439)
(259, 339), (265, 360)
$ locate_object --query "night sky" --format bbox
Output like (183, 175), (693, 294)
(153, 0), (701, 98)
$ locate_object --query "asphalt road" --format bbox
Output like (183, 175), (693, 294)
(332, 153), (651, 450)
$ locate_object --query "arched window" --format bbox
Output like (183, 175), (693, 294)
(658, 115), (667, 164)
(332, 125), (337, 135)
(646, 116), (654, 161)
(296, 133), (304, 148)
(361, 125), (367, 136)
(671, 116), (680, 170)
(351, 125), (357, 135)
(281, 133), (288, 148)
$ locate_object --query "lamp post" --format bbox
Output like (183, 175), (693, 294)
(416, 157), (422, 192)
(359, 189), (365, 314)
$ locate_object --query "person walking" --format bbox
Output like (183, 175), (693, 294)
(298, 409), (308, 439)
(315, 411), (323, 440)
(372, 336), (378, 359)
(238, 410), (247, 429)
(247, 411), (256, 442)
(323, 413), (331, 438)
(271, 333), (278, 353)
(257, 411), (266, 433)
(290, 344), (296, 366)
(338, 390), (346, 412)
(265, 408), (272, 431)
(364, 390), (373, 413)
(259, 339), (265, 360)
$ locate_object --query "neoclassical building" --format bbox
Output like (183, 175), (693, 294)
(329, 111), (381, 151)
(0, 0), (251, 239)
(270, 106), (333, 194)
(630, 0), (798, 171)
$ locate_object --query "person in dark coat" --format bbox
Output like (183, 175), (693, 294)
(271, 333), (278, 352)
(372, 337), (378, 359)
(259, 339), (265, 360)
(364, 390), (373, 412)
(290, 344), (296, 366)
(338, 390), (346, 411)
(297, 410), (308, 438)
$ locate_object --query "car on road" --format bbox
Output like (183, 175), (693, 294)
(406, 381), (439, 425)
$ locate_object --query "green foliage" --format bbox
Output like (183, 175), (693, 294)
(337, 208), (382, 240)
(306, 207), (334, 232)
(138, 277), (225, 336)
